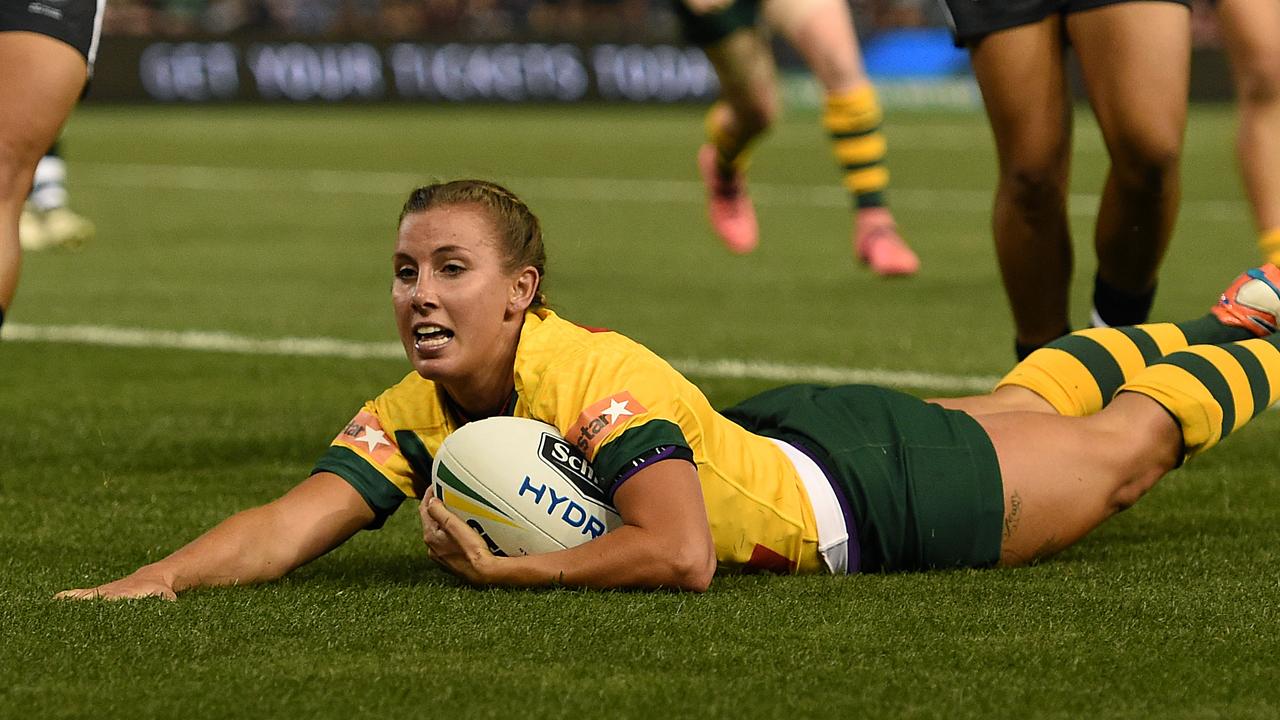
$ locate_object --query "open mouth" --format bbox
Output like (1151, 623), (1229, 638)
(413, 324), (454, 351)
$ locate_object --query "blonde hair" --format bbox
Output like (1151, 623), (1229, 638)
(399, 180), (547, 307)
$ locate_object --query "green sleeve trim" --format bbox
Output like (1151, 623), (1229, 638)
(593, 419), (692, 492)
(395, 430), (435, 498)
(312, 446), (407, 530)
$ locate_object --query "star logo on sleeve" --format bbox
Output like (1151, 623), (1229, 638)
(332, 410), (399, 465)
(357, 427), (390, 453)
(602, 398), (633, 423)
(568, 391), (648, 456)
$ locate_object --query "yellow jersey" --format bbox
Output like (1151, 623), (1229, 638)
(314, 308), (824, 574)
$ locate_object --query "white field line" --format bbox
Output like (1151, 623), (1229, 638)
(72, 161), (1248, 221)
(2, 323), (1002, 394)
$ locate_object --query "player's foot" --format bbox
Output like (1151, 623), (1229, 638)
(18, 207), (43, 250)
(855, 207), (919, 277)
(1212, 264), (1280, 337)
(697, 144), (758, 254)
(20, 206), (95, 252)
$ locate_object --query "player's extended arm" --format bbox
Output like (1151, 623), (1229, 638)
(55, 472), (375, 601)
(421, 459), (716, 591)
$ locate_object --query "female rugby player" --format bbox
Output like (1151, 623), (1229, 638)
(0, 0), (103, 331)
(58, 180), (1280, 598)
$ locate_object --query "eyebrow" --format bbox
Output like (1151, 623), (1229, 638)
(393, 245), (473, 262)
(431, 244), (473, 256)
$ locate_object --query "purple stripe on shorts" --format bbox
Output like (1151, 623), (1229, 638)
(788, 439), (860, 574)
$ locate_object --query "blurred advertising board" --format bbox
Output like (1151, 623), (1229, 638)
(87, 37), (721, 103)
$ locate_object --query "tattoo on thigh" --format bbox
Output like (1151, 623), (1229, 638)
(1003, 491), (1022, 540)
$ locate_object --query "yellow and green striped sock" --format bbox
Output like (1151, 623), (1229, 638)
(705, 103), (755, 173)
(824, 86), (889, 209)
(1259, 228), (1280, 266)
(1121, 333), (1280, 459)
(996, 315), (1254, 416)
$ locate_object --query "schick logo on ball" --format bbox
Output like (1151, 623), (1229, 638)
(517, 475), (608, 539)
(465, 519), (509, 557)
(537, 433), (608, 504)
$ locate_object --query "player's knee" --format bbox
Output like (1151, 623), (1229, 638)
(1109, 482), (1146, 513)
(0, 139), (40, 203)
(737, 96), (778, 135)
(1235, 56), (1280, 106)
(1107, 448), (1169, 513)
(1109, 133), (1181, 190)
(1002, 163), (1067, 215)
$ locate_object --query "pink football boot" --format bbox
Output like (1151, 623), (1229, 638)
(855, 207), (919, 277)
(697, 144), (758, 255)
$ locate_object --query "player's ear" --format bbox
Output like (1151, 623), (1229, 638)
(508, 266), (539, 314)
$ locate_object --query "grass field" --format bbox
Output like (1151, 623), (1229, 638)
(3, 103), (1279, 718)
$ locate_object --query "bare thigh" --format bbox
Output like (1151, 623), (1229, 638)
(930, 386), (1057, 416)
(769, 0), (868, 93)
(0, 32), (88, 308)
(1217, 0), (1280, 231)
(969, 18), (1073, 174)
(970, 393), (1181, 566)
(1216, 0), (1280, 86)
(0, 32), (86, 194)
(1068, 3), (1189, 165)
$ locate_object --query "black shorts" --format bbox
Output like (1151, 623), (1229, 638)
(724, 384), (1005, 573)
(0, 0), (104, 72)
(673, 0), (762, 47)
(940, 0), (1191, 48)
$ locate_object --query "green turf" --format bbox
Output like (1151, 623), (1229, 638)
(3, 104), (1279, 718)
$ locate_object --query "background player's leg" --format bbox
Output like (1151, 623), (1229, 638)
(1216, 0), (1280, 264)
(1067, 3), (1190, 328)
(968, 19), (1075, 357)
(770, 0), (919, 276)
(22, 139), (96, 252)
(699, 29), (779, 254)
(703, 29), (780, 170)
(0, 32), (87, 324)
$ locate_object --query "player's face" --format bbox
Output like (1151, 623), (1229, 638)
(393, 205), (528, 391)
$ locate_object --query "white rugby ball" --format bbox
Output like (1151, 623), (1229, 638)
(430, 416), (622, 557)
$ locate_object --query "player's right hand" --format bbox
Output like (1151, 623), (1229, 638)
(54, 572), (178, 601)
(681, 0), (734, 15)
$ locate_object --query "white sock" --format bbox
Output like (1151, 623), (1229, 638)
(30, 155), (69, 212)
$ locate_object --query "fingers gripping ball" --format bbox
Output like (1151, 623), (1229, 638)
(430, 417), (622, 557)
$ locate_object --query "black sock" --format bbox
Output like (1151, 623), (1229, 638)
(1093, 273), (1156, 327)
(1014, 326), (1072, 360)
(0, 304), (6, 333)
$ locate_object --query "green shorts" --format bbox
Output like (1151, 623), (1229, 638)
(723, 384), (1005, 572)
(673, 0), (762, 46)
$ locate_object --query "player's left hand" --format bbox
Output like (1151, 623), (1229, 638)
(420, 496), (497, 585)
